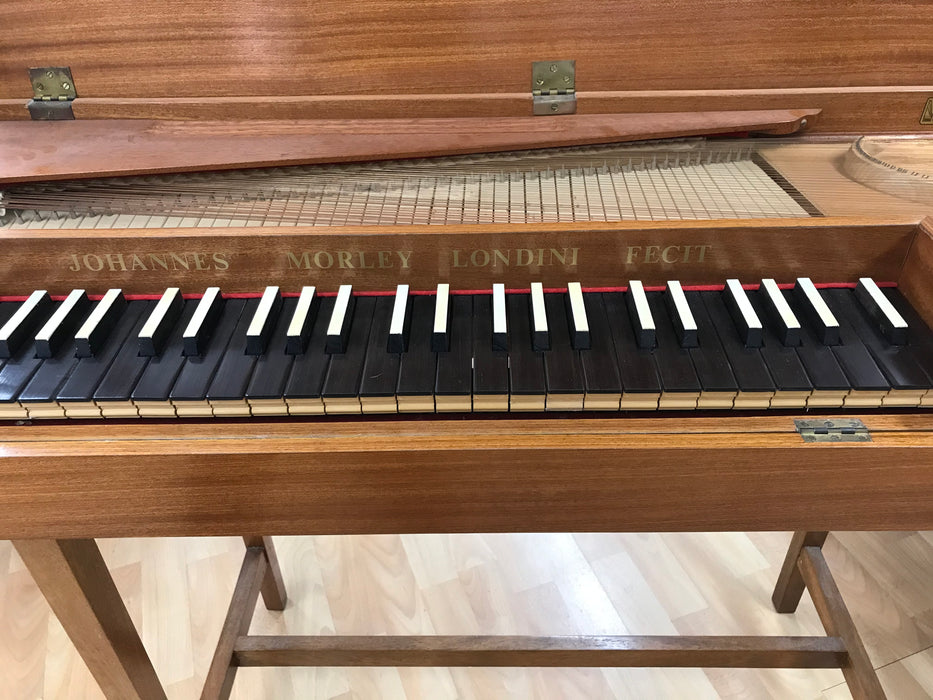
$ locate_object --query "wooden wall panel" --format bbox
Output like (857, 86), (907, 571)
(0, 1), (930, 100)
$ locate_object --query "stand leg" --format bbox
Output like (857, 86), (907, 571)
(799, 546), (886, 699)
(242, 536), (287, 610)
(13, 538), (166, 700)
(772, 531), (828, 613)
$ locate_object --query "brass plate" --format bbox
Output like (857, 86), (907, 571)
(921, 97), (933, 125)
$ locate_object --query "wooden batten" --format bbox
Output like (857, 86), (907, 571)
(0, 218), (917, 295)
(898, 217), (933, 328)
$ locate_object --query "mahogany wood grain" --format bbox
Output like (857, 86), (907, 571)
(0, 1), (929, 100)
(0, 218), (916, 296)
(241, 536), (287, 611)
(231, 634), (847, 669)
(201, 547), (266, 700)
(0, 111), (816, 183)
(11, 539), (166, 700)
(0, 416), (931, 539)
(898, 217), (933, 328)
(1, 89), (930, 135)
(771, 531), (829, 614)
(799, 546), (887, 699)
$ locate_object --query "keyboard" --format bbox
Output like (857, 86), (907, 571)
(0, 278), (930, 419)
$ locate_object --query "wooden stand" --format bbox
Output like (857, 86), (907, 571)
(15, 531), (885, 700)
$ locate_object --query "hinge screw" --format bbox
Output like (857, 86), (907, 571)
(46, 70), (54, 78)
(535, 78), (544, 86)
(62, 82), (71, 90)
(563, 75), (571, 83)
(550, 103), (560, 112)
(549, 64), (558, 72)
(799, 118), (808, 129)
(35, 82), (45, 91)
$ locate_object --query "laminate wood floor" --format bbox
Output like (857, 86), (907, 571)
(0, 532), (931, 699)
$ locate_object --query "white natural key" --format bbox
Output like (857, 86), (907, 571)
(627, 280), (655, 349)
(666, 280), (697, 348)
(286, 286), (317, 355)
(432, 283), (451, 352)
(492, 283), (507, 350)
(530, 282), (549, 351)
(566, 282), (590, 349)
(245, 285), (282, 355)
(760, 278), (801, 346)
(724, 279), (763, 348)
(326, 284), (354, 353)
(856, 277), (908, 345)
(794, 277), (840, 345)
(388, 284), (411, 353)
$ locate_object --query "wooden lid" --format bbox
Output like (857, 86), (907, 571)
(0, 0), (931, 132)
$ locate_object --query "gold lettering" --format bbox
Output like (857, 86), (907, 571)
(471, 249), (490, 267)
(212, 253), (229, 270)
(287, 252), (311, 270)
(83, 254), (104, 272)
(192, 252), (208, 270)
(378, 251), (394, 268)
(131, 255), (148, 271)
(313, 251), (334, 269)
(626, 246), (641, 264)
(68, 254), (81, 272)
(170, 253), (190, 270)
(569, 248), (579, 266)
(516, 249), (534, 266)
(452, 250), (468, 268)
(492, 249), (510, 267)
(661, 245), (679, 264)
(537, 248), (545, 266)
(644, 246), (661, 264)
(337, 251), (354, 268)
(149, 254), (169, 271)
(548, 248), (567, 265)
(696, 244), (712, 263)
(357, 252), (375, 269)
(105, 254), (127, 271)
(396, 251), (412, 268)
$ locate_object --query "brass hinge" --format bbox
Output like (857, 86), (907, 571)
(794, 418), (871, 443)
(27, 67), (77, 121)
(532, 60), (575, 116)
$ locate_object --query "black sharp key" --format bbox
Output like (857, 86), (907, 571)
(283, 296), (335, 405)
(543, 292), (585, 406)
(579, 293), (622, 403)
(34, 290), (91, 359)
(58, 301), (149, 403)
(759, 279), (801, 347)
(18, 333), (81, 406)
(93, 301), (160, 404)
(170, 299), (246, 401)
(747, 290), (813, 395)
(666, 281), (699, 349)
(681, 291), (738, 396)
(701, 291), (776, 394)
(507, 293), (547, 402)
(855, 278), (909, 346)
(207, 298), (262, 401)
(245, 286), (283, 355)
(246, 297), (299, 400)
(322, 295), (376, 403)
(794, 278), (841, 346)
(723, 279), (763, 348)
(603, 292), (661, 397)
(396, 294), (438, 405)
(359, 295), (401, 404)
(387, 284), (412, 353)
(647, 292), (701, 395)
(627, 281), (656, 350)
(0, 290), (53, 358)
(435, 294), (472, 404)
(432, 283), (452, 353)
(131, 300), (200, 403)
(183, 287), (223, 356)
(530, 282), (549, 351)
(472, 293), (510, 404)
(826, 288), (928, 392)
(793, 289), (887, 392)
(326, 285), (355, 354)
(138, 287), (183, 357)
(0, 299), (59, 403)
(285, 286), (318, 355)
(75, 289), (127, 358)
(881, 288), (933, 388)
